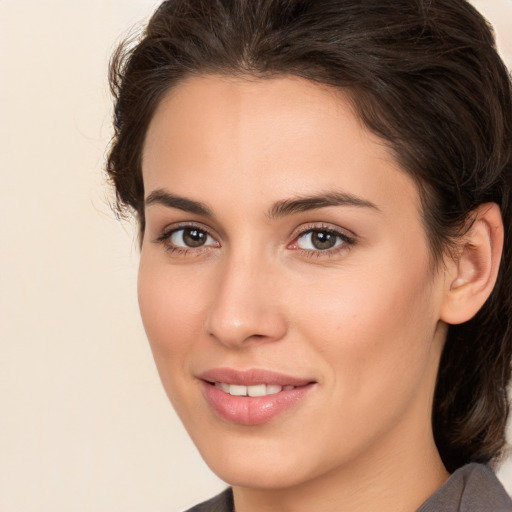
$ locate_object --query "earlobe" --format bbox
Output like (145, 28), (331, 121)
(440, 203), (504, 325)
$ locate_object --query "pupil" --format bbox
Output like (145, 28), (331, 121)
(183, 229), (206, 247)
(312, 231), (336, 250)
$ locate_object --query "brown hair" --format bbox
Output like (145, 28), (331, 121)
(107, 0), (512, 472)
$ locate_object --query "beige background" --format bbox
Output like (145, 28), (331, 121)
(0, 1), (511, 511)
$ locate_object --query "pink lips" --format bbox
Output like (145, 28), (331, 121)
(198, 368), (316, 425)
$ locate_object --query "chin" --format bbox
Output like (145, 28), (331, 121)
(207, 458), (312, 490)
(190, 429), (337, 491)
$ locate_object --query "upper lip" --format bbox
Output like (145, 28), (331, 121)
(198, 368), (315, 387)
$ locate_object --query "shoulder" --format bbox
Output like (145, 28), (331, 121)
(183, 488), (234, 512)
(417, 463), (512, 512)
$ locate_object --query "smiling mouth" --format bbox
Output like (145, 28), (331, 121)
(201, 376), (316, 425)
(198, 368), (316, 423)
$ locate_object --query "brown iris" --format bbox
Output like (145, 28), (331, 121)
(182, 228), (208, 247)
(310, 231), (338, 250)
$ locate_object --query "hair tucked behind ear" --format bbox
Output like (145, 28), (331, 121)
(107, 0), (512, 472)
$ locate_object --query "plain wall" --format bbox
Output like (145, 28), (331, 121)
(0, 1), (511, 511)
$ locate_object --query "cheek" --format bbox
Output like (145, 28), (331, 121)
(137, 254), (208, 369)
(292, 247), (439, 400)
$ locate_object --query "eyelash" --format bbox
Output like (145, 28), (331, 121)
(154, 223), (356, 258)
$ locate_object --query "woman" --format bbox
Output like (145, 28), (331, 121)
(106, 0), (512, 510)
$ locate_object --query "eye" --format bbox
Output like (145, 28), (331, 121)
(155, 224), (220, 254)
(297, 230), (343, 250)
(170, 227), (216, 248)
(290, 226), (355, 255)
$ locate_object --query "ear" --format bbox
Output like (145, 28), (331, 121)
(440, 203), (504, 325)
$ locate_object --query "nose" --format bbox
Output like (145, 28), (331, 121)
(205, 253), (288, 349)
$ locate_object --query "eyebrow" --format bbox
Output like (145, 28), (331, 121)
(267, 192), (381, 219)
(145, 188), (380, 218)
(145, 189), (213, 216)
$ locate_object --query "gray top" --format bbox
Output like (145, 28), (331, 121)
(417, 463), (512, 511)
(186, 463), (512, 511)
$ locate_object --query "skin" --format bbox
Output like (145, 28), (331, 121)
(138, 74), (470, 512)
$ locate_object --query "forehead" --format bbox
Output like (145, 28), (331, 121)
(142, 74), (420, 219)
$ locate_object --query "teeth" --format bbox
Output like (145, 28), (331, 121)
(229, 384), (247, 396)
(214, 382), (295, 396)
(266, 384), (282, 395)
(248, 384), (266, 397)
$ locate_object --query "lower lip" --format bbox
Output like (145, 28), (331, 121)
(201, 381), (315, 425)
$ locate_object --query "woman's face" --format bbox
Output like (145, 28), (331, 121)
(139, 75), (448, 489)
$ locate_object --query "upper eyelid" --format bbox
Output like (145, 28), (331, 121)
(156, 221), (218, 240)
(291, 223), (356, 241)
